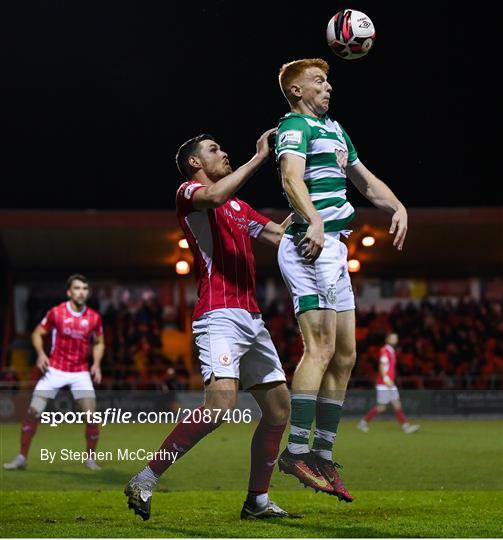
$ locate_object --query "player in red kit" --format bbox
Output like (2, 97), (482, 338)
(357, 333), (420, 434)
(3, 275), (105, 471)
(124, 129), (299, 521)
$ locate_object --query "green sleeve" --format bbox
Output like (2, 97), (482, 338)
(340, 125), (358, 163)
(276, 116), (311, 159)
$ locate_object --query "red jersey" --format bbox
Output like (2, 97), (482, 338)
(176, 180), (270, 320)
(376, 344), (397, 385)
(40, 302), (103, 372)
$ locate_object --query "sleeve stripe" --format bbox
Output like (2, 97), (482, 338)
(248, 220), (266, 238)
(277, 149), (306, 160)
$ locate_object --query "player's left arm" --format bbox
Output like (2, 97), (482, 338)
(347, 161), (408, 251)
(256, 213), (293, 247)
(90, 328), (105, 384)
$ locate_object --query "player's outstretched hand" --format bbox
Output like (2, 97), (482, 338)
(279, 212), (294, 232)
(389, 205), (408, 251)
(91, 364), (102, 384)
(267, 130), (277, 155)
(36, 353), (50, 373)
(256, 128), (277, 161)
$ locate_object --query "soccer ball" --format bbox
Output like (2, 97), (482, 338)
(326, 9), (376, 60)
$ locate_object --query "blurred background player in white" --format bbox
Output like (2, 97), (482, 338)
(358, 333), (420, 434)
(125, 129), (299, 521)
(3, 274), (105, 471)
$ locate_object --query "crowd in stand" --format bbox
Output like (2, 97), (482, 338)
(99, 293), (190, 391)
(264, 297), (503, 390)
(1, 288), (502, 391)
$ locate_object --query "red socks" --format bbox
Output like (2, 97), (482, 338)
(364, 406), (379, 423)
(395, 409), (407, 425)
(20, 416), (38, 457)
(86, 423), (100, 452)
(248, 420), (286, 494)
(148, 406), (286, 493)
(149, 406), (218, 476)
(21, 416), (101, 458)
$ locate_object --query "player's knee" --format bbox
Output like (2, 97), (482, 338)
(305, 343), (336, 366)
(27, 407), (40, 419)
(304, 327), (336, 359)
(270, 391), (291, 425)
(28, 396), (48, 418)
(261, 402), (290, 426)
(77, 398), (96, 414)
(338, 350), (357, 372)
(276, 399), (291, 424)
(205, 393), (237, 417)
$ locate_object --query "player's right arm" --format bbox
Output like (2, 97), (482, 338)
(379, 356), (393, 387)
(277, 119), (324, 262)
(192, 128), (276, 210)
(32, 324), (50, 373)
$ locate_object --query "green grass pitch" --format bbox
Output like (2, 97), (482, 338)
(1, 418), (502, 537)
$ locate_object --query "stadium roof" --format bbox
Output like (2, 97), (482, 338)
(0, 208), (502, 280)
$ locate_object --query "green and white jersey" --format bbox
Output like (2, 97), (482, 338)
(275, 112), (359, 235)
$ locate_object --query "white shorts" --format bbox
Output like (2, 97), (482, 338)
(278, 231), (355, 315)
(376, 384), (400, 405)
(192, 308), (286, 391)
(33, 366), (95, 400)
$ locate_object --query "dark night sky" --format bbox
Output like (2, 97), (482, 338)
(0, 1), (497, 210)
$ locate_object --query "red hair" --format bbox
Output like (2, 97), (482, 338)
(278, 58), (329, 104)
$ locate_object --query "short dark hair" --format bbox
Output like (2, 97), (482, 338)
(66, 274), (89, 290)
(175, 133), (215, 179)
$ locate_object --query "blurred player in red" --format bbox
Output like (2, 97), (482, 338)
(3, 274), (105, 471)
(125, 128), (299, 521)
(357, 333), (420, 434)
